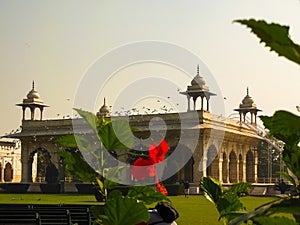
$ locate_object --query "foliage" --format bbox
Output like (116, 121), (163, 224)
(274, 179), (290, 194)
(95, 190), (150, 225)
(56, 108), (172, 224)
(234, 19), (300, 65)
(200, 177), (251, 224)
(260, 110), (300, 194)
(91, 186), (170, 225)
(57, 150), (98, 183)
(228, 18), (300, 225)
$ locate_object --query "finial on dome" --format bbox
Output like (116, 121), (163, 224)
(103, 97), (106, 106)
(246, 87), (249, 96)
(32, 80), (35, 90)
(197, 64), (200, 75)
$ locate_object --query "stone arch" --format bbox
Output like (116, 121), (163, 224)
(222, 152), (228, 183)
(239, 154), (243, 182)
(246, 151), (255, 182)
(4, 162), (13, 182)
(29, 148), (52, 182)
(207, 145), (219, 180)
(229, 151), (238, 183)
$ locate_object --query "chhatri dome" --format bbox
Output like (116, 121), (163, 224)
(16, 81), (49, 120)
(23, 81), (44, 104)
(180, 65), (216, 111)
(234, 87), (261, 124)
(97, 98), (111, 117)
(239, 87), (256, 108)
(189, 65), (209, 91)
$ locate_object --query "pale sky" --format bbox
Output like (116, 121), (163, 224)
(0, 0), (300, 136)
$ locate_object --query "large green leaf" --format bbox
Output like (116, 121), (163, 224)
(100, 196), (149, 225)
(127, 186), (170, 205)
(218, 192), (245, 222)
(260, 111), (300, 145)
(235, 19), (300, 66)
(200, 177), (223, 204)
(260, 110), (300, 183)
(99, 119), (134, 151)
(228, 198), (284, 225)
(74, 108), (101, 133)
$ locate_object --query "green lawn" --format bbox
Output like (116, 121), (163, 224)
(0, 193), (278, 224)
(0, 193), (101, 205)
(171, 195), (279, 225)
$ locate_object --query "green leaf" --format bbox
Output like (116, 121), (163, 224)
(200, 177), (223, 204)
(218, 192), (245, 222)
(235, 19), (300, 66)
(267, 198), (300, 216)
(100, 196), (149, 225)
(252, 216), (297, 225)
(55, 134), (78, 148)
(228, 198), (284, 225)
(90, 205), (105, 224)
(260, 110), (300, 145)
(99, 119), (134, 151)
(227, 182), (251, 196)
(74, 108), (101, 133)
(107, 190), (123, 201)
(127, 186), (170, 205)
(57, 150), (98, 182)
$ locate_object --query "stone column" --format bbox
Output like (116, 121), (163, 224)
(218, 157), (223, 183)
(21, 142), (31, 182)
(254, 148), (258, 183)
(187, 96), (191, 111)
(202, 156), (207, 177)
(242, 159), (247, 182)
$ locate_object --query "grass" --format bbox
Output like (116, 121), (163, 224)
(171, 195), (279, 225)
(0, 193), (101, 205)
(0, 193), (279, 224)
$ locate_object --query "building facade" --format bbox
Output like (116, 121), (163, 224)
(9, 71), (263, 185)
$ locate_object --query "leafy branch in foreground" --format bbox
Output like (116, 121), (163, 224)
(232, 18), (300, 225)
(234, 19), (300, 66)
(200, 177), (251, 225)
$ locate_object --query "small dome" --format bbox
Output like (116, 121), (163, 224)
(27, 89), (40, 99)
(242, 95), (254, 105)
(191, 74), (206, 87)
(100, 105), (110, 114)
(97, 98), (111, 117)
(239, 87), (256, 108)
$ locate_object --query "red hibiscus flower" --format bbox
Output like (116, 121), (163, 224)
(131, 139), (169, 195)
(156, 182), (168, 196)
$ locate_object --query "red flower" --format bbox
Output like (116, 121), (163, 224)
(156, 182), (168, 196)
(131, 139), (169, 181)
(131, 157), (156, 180)
(148, 139), (169, 163)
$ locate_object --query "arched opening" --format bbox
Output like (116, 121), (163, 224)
(207, 145), (219, 180)
(4, 163), (13, 182)
(239, 154), (243, 182)
(222, 153), (228, 183)
(229, 151), (237, 183)
(30, 148), (51, 182)
(246, 151), (255, 182)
